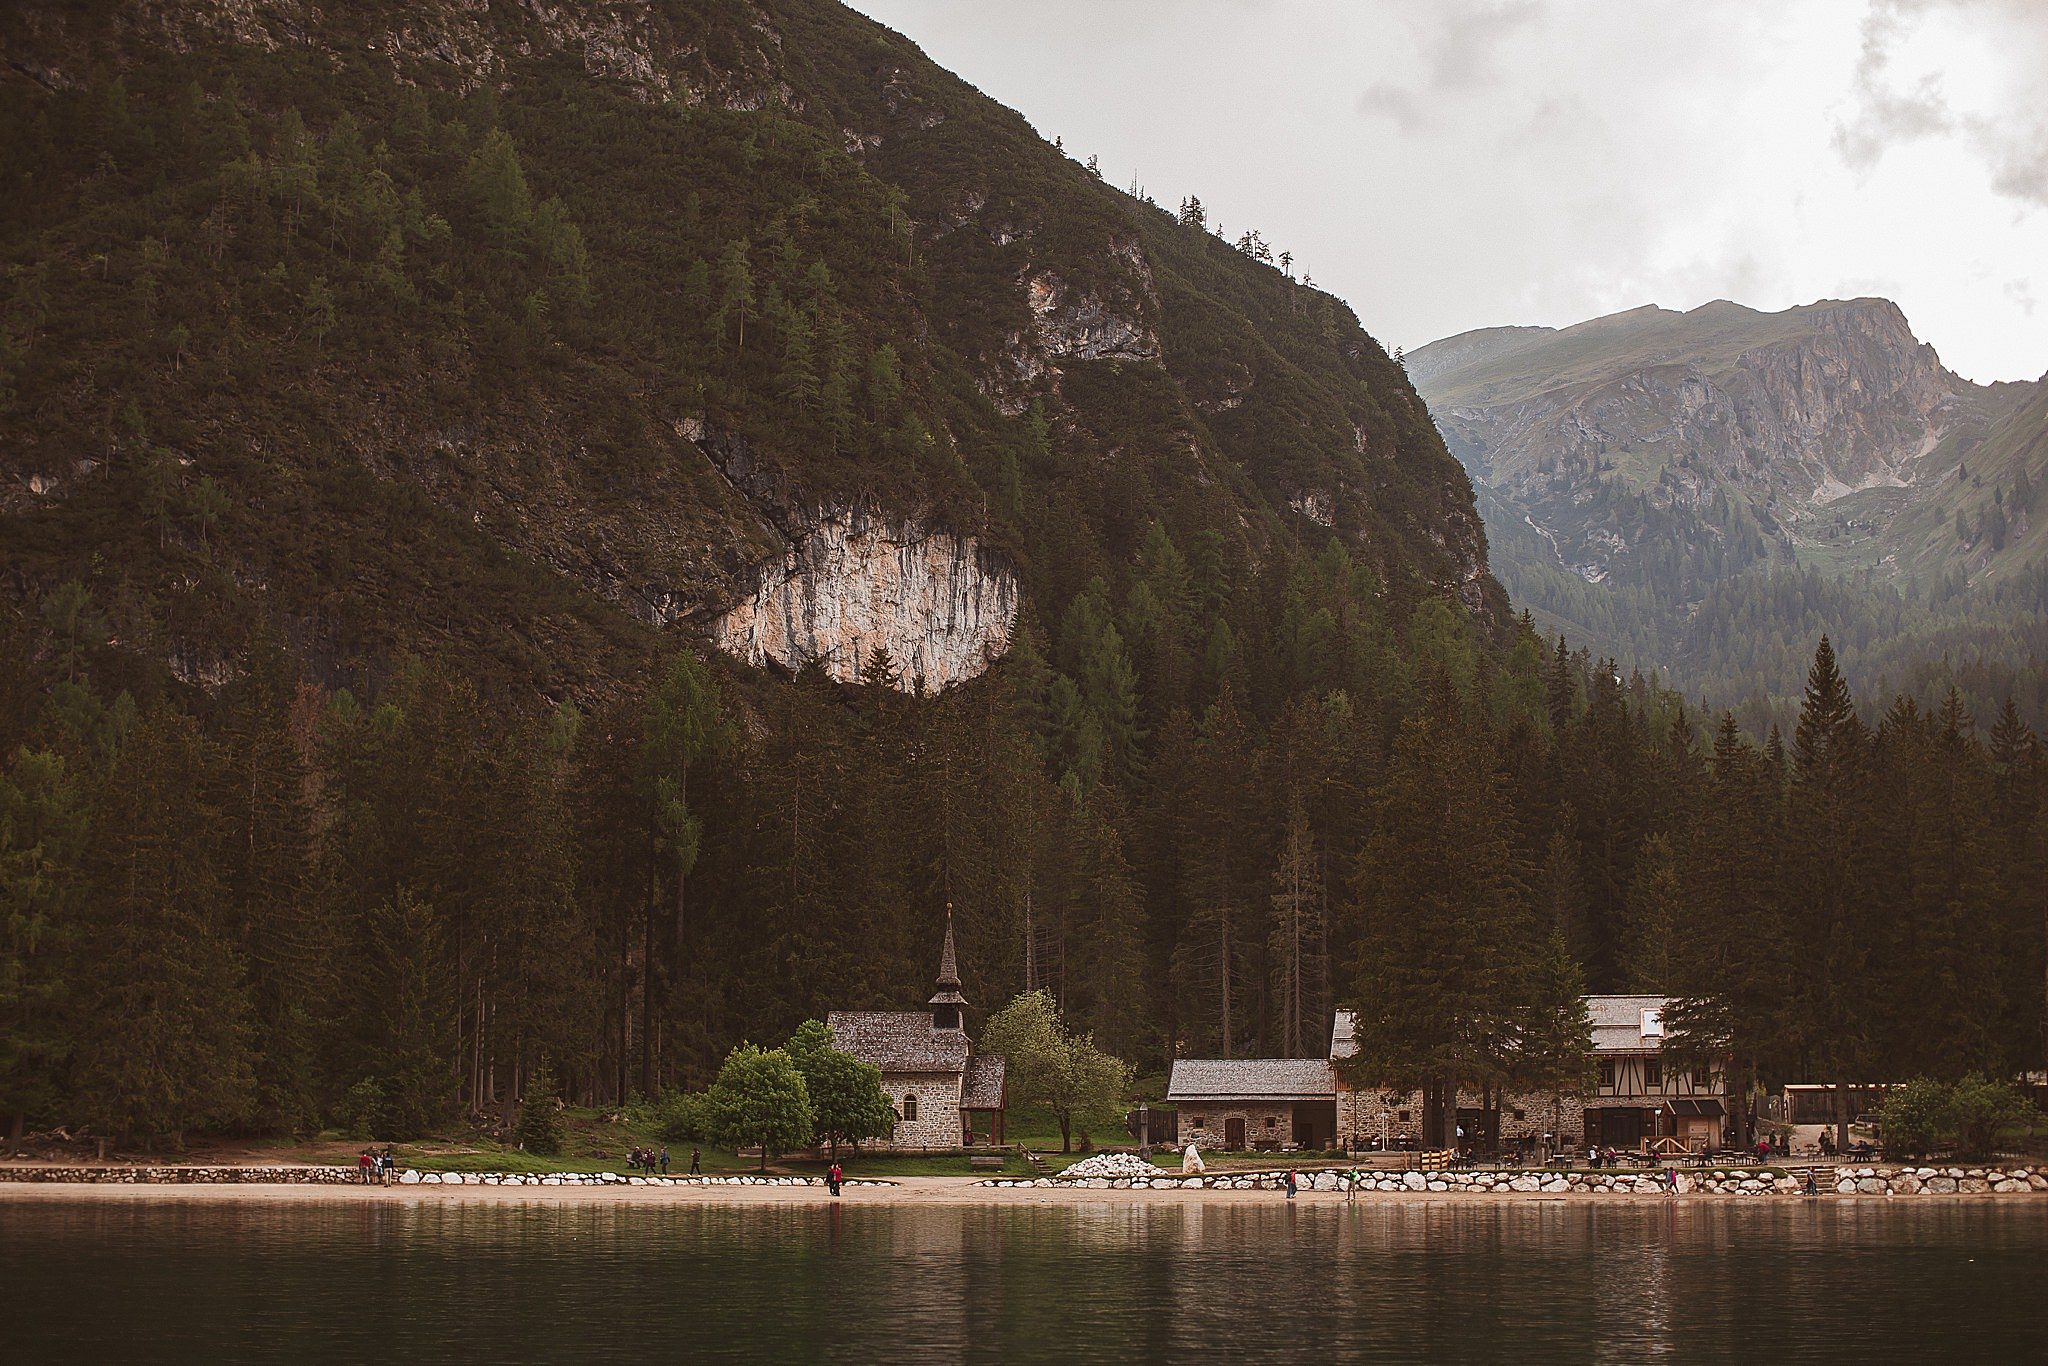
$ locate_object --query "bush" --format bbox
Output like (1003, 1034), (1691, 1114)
(660, 1090), (713, 1143)
(1948, 1074), (2035, 1157)
(342, 1078), (386, 1140)
(1876, 1078), (1949, 1158)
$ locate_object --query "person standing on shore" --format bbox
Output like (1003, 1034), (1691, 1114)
(1284, 1170), (1298, 1200)
(828, 1162), (843, 1197)
(659, 1147), (670, 1176)
(689, 1147), (701, 1175)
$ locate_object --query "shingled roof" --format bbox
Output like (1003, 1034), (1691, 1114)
(1166, 1058), (1335, 1102)
(962, 1055), (1007, 1110)
(827, 1011), (972, 1073)
(1587, 994), (1670, 1054)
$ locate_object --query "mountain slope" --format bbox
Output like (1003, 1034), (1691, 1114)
(1412, 299), (2048, 723)
(0, 0), (1500, 707)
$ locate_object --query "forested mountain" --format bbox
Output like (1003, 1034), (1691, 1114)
(0, 3), (2041, 1150)
(1412, 300), (2048, 730)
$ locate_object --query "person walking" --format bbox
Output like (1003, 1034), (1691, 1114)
(1284, 1169), (1298, 1201)
(689, 1147), (701, 1176)
(1664, 1166), (1679, 1198)
(659, 1147), (671, 1176)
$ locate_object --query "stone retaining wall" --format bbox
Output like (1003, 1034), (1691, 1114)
(0, 1166), (887, 1188)
(984, 1164), (2048, 1196)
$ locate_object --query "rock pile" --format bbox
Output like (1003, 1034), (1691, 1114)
(0, 1165), (362, 1184)
(0, 1166), (890, 1189)
(985, 1164), (2048, 1197)
(1056, 1152), (1164, 1180)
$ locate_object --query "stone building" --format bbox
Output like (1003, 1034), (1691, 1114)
(1165, 1059), (1338, 1150)
(827, 914), (1007, 1151)
(1326, 995), (1727, 1154)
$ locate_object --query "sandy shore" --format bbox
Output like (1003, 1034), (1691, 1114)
(8, 1176), (2023, 1207)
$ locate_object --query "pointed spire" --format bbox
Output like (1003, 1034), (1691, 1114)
(929, 903), (968, 1025)
(935, 902), (961, 990)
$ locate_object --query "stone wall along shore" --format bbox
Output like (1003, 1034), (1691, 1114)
(985, 1164), (2048, 1196)
(0, 1166), (887, 1188)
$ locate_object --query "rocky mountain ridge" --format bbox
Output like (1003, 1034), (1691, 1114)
(1411, 296), (2048, 723)
(1415, 298), (1995, 587)
(0, 0), (1501, 702)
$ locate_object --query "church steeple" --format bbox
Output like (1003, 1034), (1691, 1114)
(929, 904), (967, 1031)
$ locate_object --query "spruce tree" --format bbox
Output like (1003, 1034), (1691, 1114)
(1783, 637), (1877, 1151)
(1617, 834), (1681, 993)
(1344, 684), (1531, 1148)
(1268, 795), (1327, 1058)
(516, 1060), (564, 1157)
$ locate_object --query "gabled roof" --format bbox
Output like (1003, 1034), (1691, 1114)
(1329, 1009), (1358, 1061)
(827, 1011), (970, 1074)
(1586, 994), (1670, 1054)
(1166, 1058), (1335, 1102)
(962, 1054), (1007, 1110)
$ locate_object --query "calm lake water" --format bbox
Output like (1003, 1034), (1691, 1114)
(3, 1196), (2044, 1361)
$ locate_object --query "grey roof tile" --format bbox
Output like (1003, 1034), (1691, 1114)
(961, 1055), (1007, 1110)
(827, 1011), (971, 1073)
(1166, 1058), (1335, 1101)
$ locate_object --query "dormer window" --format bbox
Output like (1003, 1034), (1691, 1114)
(1640, 1008), (1664, 1039)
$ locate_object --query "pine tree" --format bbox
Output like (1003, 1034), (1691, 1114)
(73, 709), (255, 1147)
(516, 1059), (564, 1156)
(1344, 685), (1531, 1148)
(1617, 834), (1680, 992)
(1511, 928), (1595, 1147)
(714, 240), (754, 352)
(465, 127), (533, 241)
(1268, 794), (1327, 1058)
(0, 747), (87, 1140)
(1783, 637), (1878, 1150)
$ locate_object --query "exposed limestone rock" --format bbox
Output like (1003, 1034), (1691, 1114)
(1416, 298), (1979, 587)
(1025, 270), (1159, 365)
(712, 511), (1017, 690)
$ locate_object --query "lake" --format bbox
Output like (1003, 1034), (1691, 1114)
(4, 1196), (2044, 1360)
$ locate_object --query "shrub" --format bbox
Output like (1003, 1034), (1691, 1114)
(1947, 1074), (2035, 1157)
(342, 1078), (386, 1140)
(661, 1090), (713, 1143)
(1876, 1078), (1949, 1158)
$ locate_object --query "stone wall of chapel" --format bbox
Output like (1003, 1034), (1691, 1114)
(879, 1073), (963, 1151)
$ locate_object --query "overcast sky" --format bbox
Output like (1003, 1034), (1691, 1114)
(845, 0), (2048, 383)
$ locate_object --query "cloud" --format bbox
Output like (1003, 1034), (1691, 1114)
(1356, 84), (1427, 132)
(2004, 278), (2037, 316)
(1833, 0), (2048, 207)
(1355, 1), (1544, 128)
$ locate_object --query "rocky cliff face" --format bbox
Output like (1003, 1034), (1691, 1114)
(712, 512), (1018, 689)
(1417, 299), (1981, 585)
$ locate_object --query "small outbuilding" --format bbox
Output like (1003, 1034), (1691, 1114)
(1166, 1058), (1337, 1150)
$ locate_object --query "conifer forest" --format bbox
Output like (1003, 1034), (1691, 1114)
(0, 2), (2043, 1148)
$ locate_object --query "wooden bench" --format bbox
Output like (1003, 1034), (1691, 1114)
(969, 1156), (1006, 1170)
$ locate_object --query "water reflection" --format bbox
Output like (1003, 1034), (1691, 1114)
(2, 1197), (2044, 1361)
